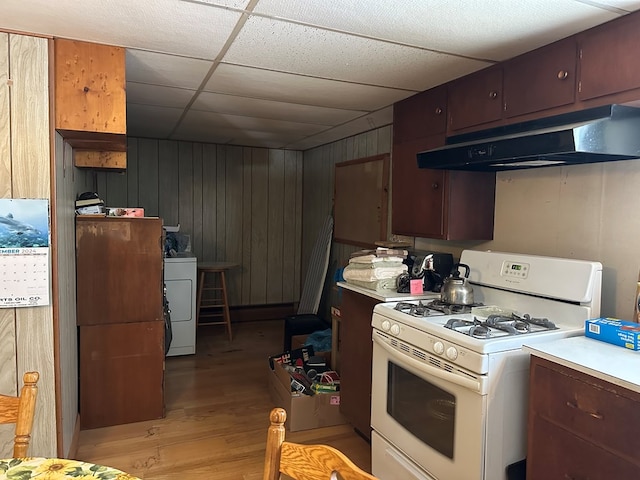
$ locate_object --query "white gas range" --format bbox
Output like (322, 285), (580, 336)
(370, 249), (602, 480)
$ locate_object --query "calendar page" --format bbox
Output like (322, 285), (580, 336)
(0, 199), (50, 308)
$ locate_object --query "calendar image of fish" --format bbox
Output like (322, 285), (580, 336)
(0, 199), (49, 248)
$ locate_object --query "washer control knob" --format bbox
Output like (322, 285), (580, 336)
(446, 346), (458, 360)
(381, 320), (391, 331)
(433, 341), (445, 355)
(390, 324), (401, 336)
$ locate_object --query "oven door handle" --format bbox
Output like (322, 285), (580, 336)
(373, 333), (482, 392)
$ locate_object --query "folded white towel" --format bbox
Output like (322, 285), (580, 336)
(343, 263), (407, 282)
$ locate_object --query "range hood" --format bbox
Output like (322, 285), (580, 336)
(417, 104), (640, 171)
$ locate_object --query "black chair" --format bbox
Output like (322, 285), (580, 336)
(283, 215), (333, 351)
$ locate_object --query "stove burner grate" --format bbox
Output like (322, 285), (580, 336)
(444, 312), (559, 338)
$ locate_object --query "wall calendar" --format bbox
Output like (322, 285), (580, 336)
(0, 198), (50, 308)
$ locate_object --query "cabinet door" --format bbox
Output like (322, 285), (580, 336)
(391, 136), (447, 239)
(527, 416), (640, 480)
(55, 39), (126, 135)
(504, 38), (576, 118)
(447, 66), (503, 132)
(339, 290), (379, 440)
(579, 12), (640, 101)
(393, 86), (447, 143)
(79, 321), (165, 429)
(76, 217), (163, 326)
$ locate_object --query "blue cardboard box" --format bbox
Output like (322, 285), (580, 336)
(585, 318), (640, 350)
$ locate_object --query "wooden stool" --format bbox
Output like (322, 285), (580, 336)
(196, 262), (238, 341)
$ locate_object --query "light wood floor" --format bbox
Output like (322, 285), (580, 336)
(76, 320), (371, 479)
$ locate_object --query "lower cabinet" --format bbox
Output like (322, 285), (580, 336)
(339, 289), (379, 440)
(79, 321), (165, 429)
(527, 355), (640, 479)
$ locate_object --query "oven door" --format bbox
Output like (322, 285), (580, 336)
(371, 330), (487, 480)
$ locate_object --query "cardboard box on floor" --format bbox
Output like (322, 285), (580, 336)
(267, 360), (345, 432)
(291, 334), (332, 368)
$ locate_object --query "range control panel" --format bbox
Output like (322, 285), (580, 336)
(502, 261), (530, 279)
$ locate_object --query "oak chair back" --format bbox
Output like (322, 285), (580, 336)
(0, 372), (39, 457)
(263, 407), (378, 480)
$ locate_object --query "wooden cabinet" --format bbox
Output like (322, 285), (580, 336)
(54, 38), (127, 161)
(447, 66), (503, 133)
(79, 321), (165, 429)
(578, 11), (640, 102)
(393, 86), (447, 144)
(527, 356), (640, 479)
(76, 217), (163, 326)
(339, 289), (379, 440)
(503, 38), (577, 118)
(76, 216), (165, 429)
(391, 87), (496, 240)
(392, 137), (446, 239)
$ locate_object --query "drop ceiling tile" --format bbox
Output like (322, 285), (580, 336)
(177, 110), (329, 136)
(126, 104), (184, 138)
(588, 0), (640, 10)
(127, 50), (213, 89)
(253, 0), (628, 61)
(192, 92), (364, 125)
(127, 82), (196, 109)
(1, 0), (241, 58)
(223, 16), (490, 91)
(285, 107), (393, 150)
(205, 64), (414, 110)
(183, 0), (251, 9)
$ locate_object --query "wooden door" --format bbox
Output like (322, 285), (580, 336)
(504, 38), (577, 118)
(393, 86), (447, 143)
(76, 216), (163, 326)
(339, 290), (378, 440)
(579, 12), (640, 101)
(79, 321), (165, 429)
(392, 136), (447, 239)
(447, 66), (503, 133)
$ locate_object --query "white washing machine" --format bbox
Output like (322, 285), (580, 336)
(164, 254), (197, 356)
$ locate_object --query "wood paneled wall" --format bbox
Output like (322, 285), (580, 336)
(96, 139), (303, 307)
(0, 33), (57, 458)
(301, 126), (393, 319)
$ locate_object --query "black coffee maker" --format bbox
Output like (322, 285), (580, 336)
(397, 252), (455, 293)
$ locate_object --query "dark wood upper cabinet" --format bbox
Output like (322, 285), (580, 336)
(393, 86), (447, 143)
(503, 38), (577, 118)
(392, 136), (447, 239)
(578, 12), (640, 101)
(391, 134), (496, 241)
(447, 66), (503, 133)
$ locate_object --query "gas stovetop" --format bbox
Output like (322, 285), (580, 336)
(443, 313), (558, 339)
(373, 298), (585, 356)
(393, 299), (477, 317)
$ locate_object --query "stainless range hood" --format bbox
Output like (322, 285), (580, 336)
(417, 104), (640, 171)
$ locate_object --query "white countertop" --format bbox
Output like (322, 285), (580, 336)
(336, 281), (441, 302)
(524, 336), (640, 394)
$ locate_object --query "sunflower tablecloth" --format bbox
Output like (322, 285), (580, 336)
(0, 457), (140, 480)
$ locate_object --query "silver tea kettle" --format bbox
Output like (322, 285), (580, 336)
(441, 263), (474, 305)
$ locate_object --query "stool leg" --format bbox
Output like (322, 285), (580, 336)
(196, 269), (206, 326)
(220, 270), (233, 341)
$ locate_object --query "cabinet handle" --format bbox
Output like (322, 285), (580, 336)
(435, 107), (443, 115)
(488, 91), (498, 99)
(83, 86), (90, 93)
(557, 70), (569, 80)
(432, 182), (439, 190)
(566, 400), (603, 420)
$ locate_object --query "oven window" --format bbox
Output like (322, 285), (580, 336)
(387, 361), (455, 459)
